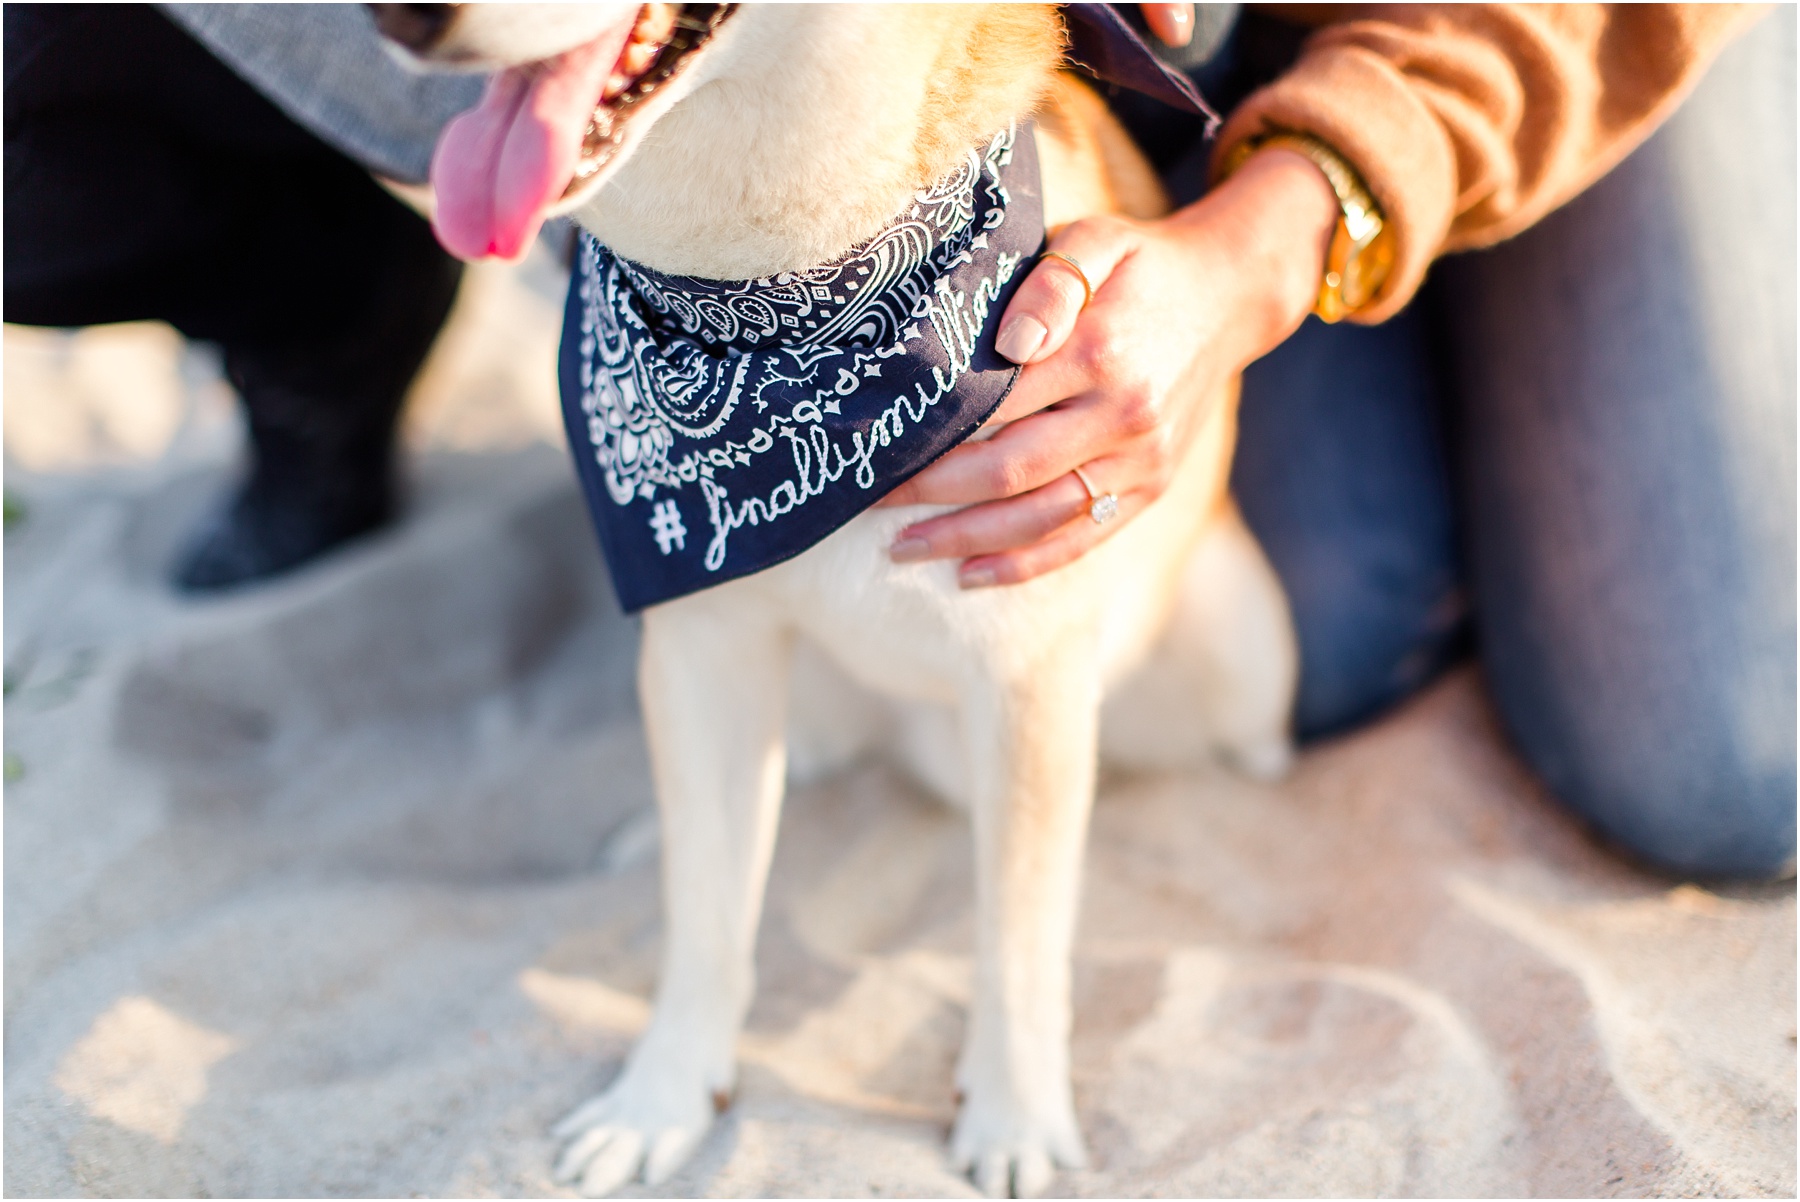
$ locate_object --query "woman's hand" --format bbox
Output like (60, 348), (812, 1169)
(880, 148), (1340, 588)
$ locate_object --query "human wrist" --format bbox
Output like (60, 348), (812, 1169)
(1240, 148), (1339, 330)
(1171, 146), (1337, 360)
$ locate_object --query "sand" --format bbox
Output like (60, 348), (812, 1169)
(4, 254), (1793, 1197)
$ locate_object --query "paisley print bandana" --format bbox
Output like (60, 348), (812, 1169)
(558, 125), (1045, 613)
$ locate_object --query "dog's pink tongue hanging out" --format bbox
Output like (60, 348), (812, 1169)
(429, 10), (639, 261)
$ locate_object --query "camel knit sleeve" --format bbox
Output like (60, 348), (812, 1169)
(1211, 4), (1762, 322)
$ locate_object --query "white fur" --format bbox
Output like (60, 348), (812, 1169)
(417, 7), (1298, 1196)
(571, 7), (964, 278)
(423, 3), (639, 69)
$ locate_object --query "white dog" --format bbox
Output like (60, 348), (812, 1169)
(377, 4), (1296, 1195)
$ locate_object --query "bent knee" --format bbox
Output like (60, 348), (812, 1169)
(1515, 720), (1795, 880)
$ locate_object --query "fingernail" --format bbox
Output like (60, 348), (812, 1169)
(889, 537), (931, 563)
(1167, 6), (1195, 45)
(960, 567), (997, 589)
(995, 315), (1046, 364)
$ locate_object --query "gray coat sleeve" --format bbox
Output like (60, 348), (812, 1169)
(158, 3), (485, 183)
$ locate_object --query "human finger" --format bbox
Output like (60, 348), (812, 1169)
(879, 395), (1120, 507)
(888, 471), (1093, 562)
(864, 341), (1087, 507)
(992, 218), (1137, 367)
(956, 479), (1145, 588)
(976, 326), (1106, 434)
(1140, 4), (1195, 47)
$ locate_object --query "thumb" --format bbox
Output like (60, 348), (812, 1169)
(993, 221), (1134, 366)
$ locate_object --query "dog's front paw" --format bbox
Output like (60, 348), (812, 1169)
(950, 1091), (1087, 1198)
(552, 1059), (724, 1196)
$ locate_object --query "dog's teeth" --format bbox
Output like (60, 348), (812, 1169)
(562, 4), (736, 202)
(633, 3), (679, 44)
(620, 36), (663, 78)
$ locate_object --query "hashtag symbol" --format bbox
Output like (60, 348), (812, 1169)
(649, 498), (687, 555)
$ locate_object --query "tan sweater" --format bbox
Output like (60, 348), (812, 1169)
(1212, 4), (1763, 322)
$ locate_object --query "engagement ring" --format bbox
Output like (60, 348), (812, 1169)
(1071, 466), (1118, 525)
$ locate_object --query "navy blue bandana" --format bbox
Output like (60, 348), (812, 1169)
(559, 125), (1044, 613)
(1061, 3), (1220, 129)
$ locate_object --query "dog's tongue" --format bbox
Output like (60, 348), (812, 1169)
(430, 23), (634, 261)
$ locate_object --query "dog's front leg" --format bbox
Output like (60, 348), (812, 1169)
(952, 646), (1100, 1198)
(554, 596), (791, 1196)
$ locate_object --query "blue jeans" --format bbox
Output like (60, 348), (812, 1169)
(1231, 9), (1796, 879)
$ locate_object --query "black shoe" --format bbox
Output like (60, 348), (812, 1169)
(167, 196), (460, 593)
(172, 461), (395, 592)
(172, 369), (402, 593)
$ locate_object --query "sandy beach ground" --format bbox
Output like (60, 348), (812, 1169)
(5, 249), (1793, 1197)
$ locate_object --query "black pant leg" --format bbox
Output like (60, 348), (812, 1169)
(5, 4), (463, 588)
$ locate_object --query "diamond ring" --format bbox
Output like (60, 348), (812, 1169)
(1071, 466), (1118, 525)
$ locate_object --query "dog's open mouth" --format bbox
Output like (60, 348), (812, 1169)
(430, 3), (734, 261)
(570, 4), (734, 192)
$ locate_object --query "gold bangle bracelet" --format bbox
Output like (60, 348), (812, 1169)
(1221, 130), (1395, 322)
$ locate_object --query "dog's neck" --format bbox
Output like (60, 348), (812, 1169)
(570, 4), (1061, 280)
